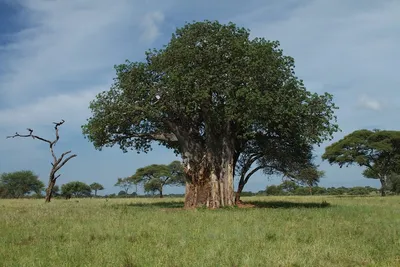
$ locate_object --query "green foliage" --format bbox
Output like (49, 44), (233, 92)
(61, 181), (92, 198)
(132, 161), (185, 197)
(52, 185), (60, 196)
(114, 177), (134, 194)
(90, 182), (105, 196)
(265, 185), (282, 196)
(0, 170), (44, 198)
(82, 20), (338, 170)
(322, 129), (400, 195)
(264, 182), (378, 196)
(279, 180), (299, 193)
(284, 165), (325, 195)
(386, 173), (400, 194)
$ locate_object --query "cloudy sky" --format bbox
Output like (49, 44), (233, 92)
(1, 0), (399, 195)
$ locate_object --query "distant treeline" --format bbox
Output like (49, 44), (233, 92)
(94, 185), (384, 198)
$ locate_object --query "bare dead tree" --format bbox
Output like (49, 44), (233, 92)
(7, 119), (77, 202)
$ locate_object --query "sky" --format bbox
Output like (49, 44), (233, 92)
(1, 0), (399, 195)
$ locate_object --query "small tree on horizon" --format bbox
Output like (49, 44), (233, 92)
(115, 177), (133, 194)
(132, 161), (185, 198)
(90, 182), (104, 196)
(61, 181), (92, 199)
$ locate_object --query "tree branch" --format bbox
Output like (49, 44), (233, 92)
(55, 154), (77, 173)
(111, 132), (178, 143)
(244, 165), (264, 184)
(52, 119), (65, 145)
(7, 128), (52, 144)
(56, 151), (72, 166)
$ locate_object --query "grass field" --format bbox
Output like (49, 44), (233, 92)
(1, 196), (400, 267)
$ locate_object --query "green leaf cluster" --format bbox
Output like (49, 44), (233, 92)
(0, 170), (44, 198)
(82, 20), (339, 159)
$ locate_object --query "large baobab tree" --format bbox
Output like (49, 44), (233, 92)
(7, 120), (77, 202)
(82, 21), (339, 208)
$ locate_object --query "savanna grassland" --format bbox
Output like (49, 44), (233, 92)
(1, 196), (400, 267)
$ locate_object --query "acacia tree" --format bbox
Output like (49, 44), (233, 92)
(0, 170), (44, 198)
(7, 120), (77, 202)
(61, 181), (91, 198)
(288, 166), (325, 195)
(90, 182), (104, 196)
(115, 177), (133, 194)
(322, 129), (400, 196)
(132, 161), (185, 198)
(82, 21), (338, 208)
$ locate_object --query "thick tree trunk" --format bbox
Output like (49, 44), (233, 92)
(94, 190), (97, 197)
(159, 189), (163, 198)
(184, 153), (234, 208)
(45, 178), (56, 203)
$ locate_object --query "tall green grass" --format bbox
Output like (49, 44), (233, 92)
(1, 196), (399, 266)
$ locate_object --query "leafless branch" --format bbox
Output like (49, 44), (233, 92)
(55, 154), (77, 173)
(7, 119), (76, 202)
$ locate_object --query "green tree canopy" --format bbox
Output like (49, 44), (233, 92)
(386, 173), (400, 194)
(290, 166), (325, 195)
(132, 161), (185, 198)
(0, 170), (44, 198)
(52, 185), (60, 196)
(90, 182), (104, 196)
(61, 181), (91, 198)
(114, 177), (134, 194)
(235, 134), (315, 202)
(322, 129), (400, 196)
(82, 20), (339, 208)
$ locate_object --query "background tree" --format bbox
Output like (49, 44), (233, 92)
(279, 180), (299, 195)
(235, 136), (314, 203)
(132, 161), (185, 198)
(115, 177), (133, 194)
(90, 182), (104, 196)
(386, 173), (400, 194)
(52, 185), (60, 197)
(82, 20), (339, 208)
(322, 129), (400, 196)
(265, 185), (282, 196)
(288, 165), (325, 195)
(61, 181), (91, 199)
(0, 170), (44, 198)
(118, 190), (127, 197)
(7, 120), (77, 202)
(0, 185), (7, 198)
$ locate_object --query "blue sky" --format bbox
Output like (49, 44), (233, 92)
(1, 0), (399, 195)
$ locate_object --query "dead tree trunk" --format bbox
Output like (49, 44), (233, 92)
(7, 120), (77, 203)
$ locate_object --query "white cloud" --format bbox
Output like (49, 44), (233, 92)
(0, 0), (166, 107)
(358, 95), (381, 111)
(240, 0), (400, 133)
(0, 89), (99, 129)
(140, 11), (165, 43)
